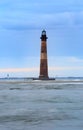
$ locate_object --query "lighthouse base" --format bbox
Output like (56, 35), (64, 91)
(39, 75), (49, 80)
(33, 77), (55, 80)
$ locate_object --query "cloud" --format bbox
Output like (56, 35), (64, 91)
(0, 66), (83, 73)
(1, 11), (83, 30)
(0, 68), (38, 72)
(48, 56), (83, 66)
(0, 56), (83, 71)
(49, 66), (83, 71)
(66, 57), (83, 63)
(48, 56), (83, 76)
(0, 56), (83, 77)
(1, 0), (83, 30)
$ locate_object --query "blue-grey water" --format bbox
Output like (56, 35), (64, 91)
(0, 79), (83, 130)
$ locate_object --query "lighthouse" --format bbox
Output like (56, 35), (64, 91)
(39, 30), (49, 80)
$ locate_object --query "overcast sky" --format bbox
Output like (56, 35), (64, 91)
(0, 0), (83, 77)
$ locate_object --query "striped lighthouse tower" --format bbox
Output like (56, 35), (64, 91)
(39, 30), (49, 80)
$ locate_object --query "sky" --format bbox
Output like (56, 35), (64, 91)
(0, 0), (83, 77)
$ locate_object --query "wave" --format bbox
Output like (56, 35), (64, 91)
(7, 84), (83, 91)
(0, 80), (83, 91)
(0, 111), (74, 124)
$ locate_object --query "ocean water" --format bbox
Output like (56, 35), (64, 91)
(0, 80), (83, 130)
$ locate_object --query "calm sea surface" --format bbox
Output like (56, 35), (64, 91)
(0, 80), (83, 130)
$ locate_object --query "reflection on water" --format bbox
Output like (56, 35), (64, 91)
(0, 80), (83, 130)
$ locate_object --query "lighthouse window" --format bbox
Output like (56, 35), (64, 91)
(42, 30), (46, 35)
